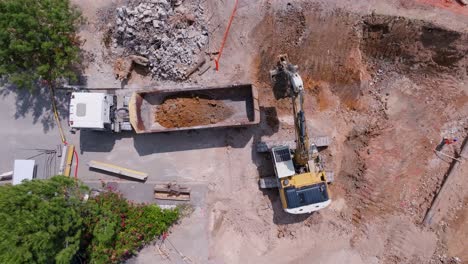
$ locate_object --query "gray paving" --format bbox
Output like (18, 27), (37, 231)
(0, 86), (67, 180)
(0, 85), (211, 262)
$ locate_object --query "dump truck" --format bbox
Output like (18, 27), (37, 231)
(69, 84), (260, 133)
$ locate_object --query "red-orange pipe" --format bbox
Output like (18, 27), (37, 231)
(215, 0), (239, 71)
(73, 149), (79, 179)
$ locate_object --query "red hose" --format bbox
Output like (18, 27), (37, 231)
(73, 149), (79, 179)
(214, 0), (239, 71)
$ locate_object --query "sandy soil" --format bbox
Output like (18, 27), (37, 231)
(155, 97), (233, 128)
(203, 1), (467, 263)
(71, 0), (468, 263)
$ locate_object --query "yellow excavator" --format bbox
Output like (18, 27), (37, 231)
(257, 55), (333, 214)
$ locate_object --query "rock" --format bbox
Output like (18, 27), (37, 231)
(113, 58), (133, 81)
(116, 7), (125, 17)
(113, 0), (207, 80)
(143, 17), (153, 23)
(129, 55), (149, 66)
(127, 18), (136, 27)
(185, 13), (196, 24)
(157, 9), (168, 19)
(152, 20), (160, 28)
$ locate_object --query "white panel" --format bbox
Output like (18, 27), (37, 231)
(13, 160), (35, 185)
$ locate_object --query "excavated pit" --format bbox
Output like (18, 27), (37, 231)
(253, 7), (467, 111)
(252, 5), (468, 246)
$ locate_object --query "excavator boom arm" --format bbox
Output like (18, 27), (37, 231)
(272, 55), (310, 166)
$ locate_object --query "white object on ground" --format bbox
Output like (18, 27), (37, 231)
(0, 171), (13, 181)
(13, 160), (35, 185)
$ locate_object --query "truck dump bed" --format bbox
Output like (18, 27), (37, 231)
(128, 84), (259, 133)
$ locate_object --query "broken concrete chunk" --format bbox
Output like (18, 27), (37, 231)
(152, 20), (160, 28)
(113, 0), (207, 80)
(129, 55), (149, 66)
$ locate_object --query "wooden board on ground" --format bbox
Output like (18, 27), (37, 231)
(64, 145), (75, 177)
(154, 183), (191, 201)
(88, 160), (148, 181)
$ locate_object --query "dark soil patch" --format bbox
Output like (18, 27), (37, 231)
(362, 15), (468, 74)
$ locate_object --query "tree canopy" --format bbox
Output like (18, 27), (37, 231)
(0, 177), (179, 263)
(0, 177), (85, 263)
(0, 0), (82, 89)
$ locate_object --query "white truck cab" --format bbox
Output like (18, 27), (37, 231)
(69, 92), (114, 130)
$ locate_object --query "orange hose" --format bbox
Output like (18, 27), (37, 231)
(73, 148), (79, 179)
(214, 0), (239, 71)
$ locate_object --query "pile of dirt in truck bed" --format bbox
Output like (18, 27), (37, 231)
(155, 97), (233, 128)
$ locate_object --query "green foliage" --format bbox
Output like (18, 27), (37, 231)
(0, 176), (86, 264)
(82, 192), (178, 263)
(0, 0), (82, 89)
(0, 177), (179, 264)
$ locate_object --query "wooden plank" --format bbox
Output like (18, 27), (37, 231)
(154, 183), (191, 201)
(64, 145), (75, 177)
(154, 192), (190, 201)
(154, 185), (191, 193)
(58, 145), (68, 175)
(88, 160), (148, 181)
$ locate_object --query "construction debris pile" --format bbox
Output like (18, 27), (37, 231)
(114, 0), (208, 80)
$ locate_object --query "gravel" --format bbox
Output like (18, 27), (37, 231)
(113, 0), (208, 80)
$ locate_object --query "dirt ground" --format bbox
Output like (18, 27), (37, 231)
(155, 97), (233, 128)
(72, 0), (468, 263)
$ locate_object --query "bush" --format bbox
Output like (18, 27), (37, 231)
(0, 177), (179, 264)
(0, 176), (86, 264)
(0, 0), (82, 89)
(81, 191), (178, 263)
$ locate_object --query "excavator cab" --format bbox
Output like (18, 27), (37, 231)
(271, 145), (331, 214)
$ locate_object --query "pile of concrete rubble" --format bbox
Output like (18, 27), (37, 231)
(113, 0), (208, 80)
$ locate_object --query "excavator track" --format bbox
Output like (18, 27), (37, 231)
(256, 136), (331, 153)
